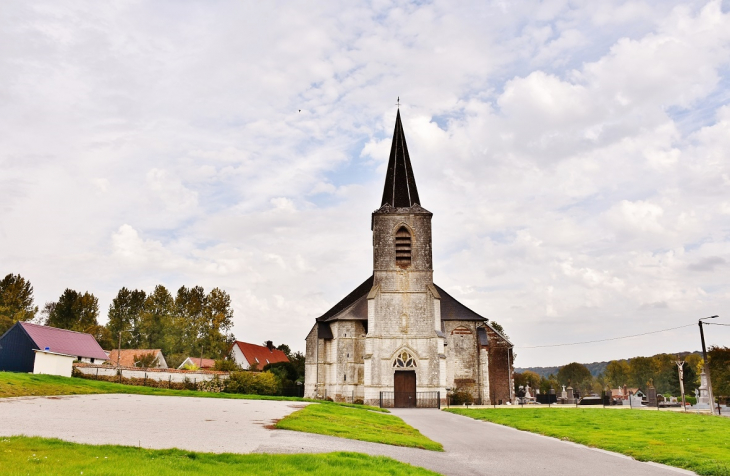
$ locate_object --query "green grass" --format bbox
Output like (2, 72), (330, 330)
(446, 408), (730, 476)
(277, 403), (443, 451)
(0, 436), (438, 475)
(0, 372), (307, 401)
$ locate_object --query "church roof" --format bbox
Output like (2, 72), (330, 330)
(315, 276), (489, 324)
(381, 110), (421, 208)
(316, 275), (373, 322)
(433, 285), (487, 322)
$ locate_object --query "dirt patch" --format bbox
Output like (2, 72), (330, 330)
(287, 404), (308, 409)
(264, 418), (281, 430)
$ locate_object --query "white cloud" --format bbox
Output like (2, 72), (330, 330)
(1, 0), (729, 366)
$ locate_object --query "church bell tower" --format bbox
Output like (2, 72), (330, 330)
(363, 109), (446, 405)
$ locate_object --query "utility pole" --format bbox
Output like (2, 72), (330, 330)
(117, 331), (122, 368)
(675, 356), (686, 412)
(699, 315), (718, 415)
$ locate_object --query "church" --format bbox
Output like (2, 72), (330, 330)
(304, 110), (514, 407)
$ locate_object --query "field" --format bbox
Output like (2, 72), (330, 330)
(0, 436), (438, 476)
(446, 407), (730, 476)
(277, 403), (443, 451)
(0, 372), (304, 401)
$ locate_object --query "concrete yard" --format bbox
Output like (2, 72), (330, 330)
(0, 394), (695, 475)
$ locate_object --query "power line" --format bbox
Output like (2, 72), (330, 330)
(518, 323), (697, 349)
(705, 322), (730, 327)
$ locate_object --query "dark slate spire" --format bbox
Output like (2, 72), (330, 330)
(381, 109), (421, 208)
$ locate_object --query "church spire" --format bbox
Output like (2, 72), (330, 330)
(381, 109), (421, 208)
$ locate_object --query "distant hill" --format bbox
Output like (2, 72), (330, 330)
(516, 361), (607, 378)
(516, 351), (701, 378)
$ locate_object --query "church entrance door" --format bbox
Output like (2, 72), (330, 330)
(394, 370), (416, 408)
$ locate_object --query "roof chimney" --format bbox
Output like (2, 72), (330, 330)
(266, 341), (274, 351)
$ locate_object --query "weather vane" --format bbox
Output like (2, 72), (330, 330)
(396, 96), (400, 108)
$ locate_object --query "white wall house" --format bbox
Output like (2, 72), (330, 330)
(33, 350), (76, 377)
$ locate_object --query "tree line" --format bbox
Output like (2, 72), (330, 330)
(0, 273), (235, 369)
(515, 350), (730, 398)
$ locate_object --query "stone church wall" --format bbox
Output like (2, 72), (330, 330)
(443, 321), (490, 403)
(304, 321), (366, 402)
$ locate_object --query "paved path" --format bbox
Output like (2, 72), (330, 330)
(391, 409), (694, 475)
(0, 395), (694, 475)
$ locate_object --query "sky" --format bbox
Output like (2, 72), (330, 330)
(1, 0), (729, 367)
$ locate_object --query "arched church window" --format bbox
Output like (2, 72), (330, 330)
(393, 350), (417, 368)
(395, 227), (412, 268)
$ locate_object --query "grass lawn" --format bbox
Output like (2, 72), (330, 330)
(446, 407), (730, 476)
(0, 436), (438, 476)
(0, 372), (306, 401)
(277, 403), (443, 451)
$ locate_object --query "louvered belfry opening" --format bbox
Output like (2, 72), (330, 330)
(395, 226), (412, 268)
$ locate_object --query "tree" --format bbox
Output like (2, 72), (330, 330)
(173, 285), (207, 358)
(106, 287), (146, 349)
(276, 343), (291, 358)
(708, 346), (730, 397)
(0, 273), (38, 335)
(138, 285), (174, 351)
(605, 360), (630, 388)
(45, 289), (100, 333)
(628, 356), (654, 389)
(201, 287), (234, 359)
(557, 362), (593, 394)
(514, 370), (542, 393)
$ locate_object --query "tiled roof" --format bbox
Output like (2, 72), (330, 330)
(107, 349), (163, 367)
(231, 341), (289, 367)
(180, 357), (216, 369)
(19, 322), (109, 360)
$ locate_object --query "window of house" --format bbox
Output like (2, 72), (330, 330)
(395, 226), (412, 268)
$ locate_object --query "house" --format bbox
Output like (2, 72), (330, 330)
(304, 110), (514, 407)
(230, 341), (289, 370)
(178, 357), (216, 370)
(0, 322), (109, 376)
(106, 349), (168, 368)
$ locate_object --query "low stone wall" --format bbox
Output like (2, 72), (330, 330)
(73, 363), (229, 383)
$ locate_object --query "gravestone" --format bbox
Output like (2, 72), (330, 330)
(697, 368), (711, 406)
(566, 386), (575, 404)
(647, 386), (658, 407)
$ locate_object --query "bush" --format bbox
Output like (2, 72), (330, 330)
(214, 359), (240, 372)
(224, 371), (279, 395)
(450, 388), (474, 405)
(198, 377), (225, 393)
(353, 399), (364, 405)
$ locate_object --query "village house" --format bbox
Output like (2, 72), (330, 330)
(230, 340), (289, 370)
(106, 349), (168, 368)
(0, 322), (109, 376)
(178, 357), (216, 370)
(304, 110), (514, 407)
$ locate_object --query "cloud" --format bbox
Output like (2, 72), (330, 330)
(1, 0), (729, 366)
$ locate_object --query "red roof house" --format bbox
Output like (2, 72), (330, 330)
(178, 357), (216, 369)
(230, 341), (289, 370)
(107, 349), (168, 368)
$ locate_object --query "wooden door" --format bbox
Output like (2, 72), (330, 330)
(394, 370), (416, 408)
